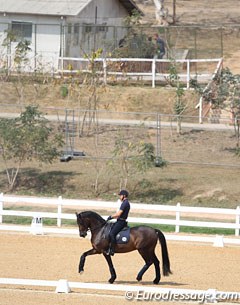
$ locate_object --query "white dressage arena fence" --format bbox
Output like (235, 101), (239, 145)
(0, 277), (239, 303)
(0, 193), (239, 246)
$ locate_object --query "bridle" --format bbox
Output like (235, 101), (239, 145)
(77, 213), (107, 236)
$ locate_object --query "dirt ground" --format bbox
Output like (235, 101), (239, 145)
(137, 0), (240, 26)
(0, 232), (239, 305)
(138, 0), (240, 75)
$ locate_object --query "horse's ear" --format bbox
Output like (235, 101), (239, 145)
(75, 212), (79, 218)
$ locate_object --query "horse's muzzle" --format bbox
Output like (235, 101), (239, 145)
(80, 231), (87, 238)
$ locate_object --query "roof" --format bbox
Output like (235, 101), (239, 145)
(119, 0), (143, 15)
(0, 0), (142, 17)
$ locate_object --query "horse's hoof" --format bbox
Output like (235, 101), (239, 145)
(153, 279), (160, 285)
(136, 276), (142, 282)
(79, 270), (84, 274)
(108, 276), (116, 284)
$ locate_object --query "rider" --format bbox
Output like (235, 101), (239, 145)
(106, 190), (130, 256)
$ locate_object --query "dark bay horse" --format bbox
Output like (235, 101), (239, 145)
(76, 211), (172, 284)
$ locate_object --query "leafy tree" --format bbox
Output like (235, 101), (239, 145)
(110, 129), (160, 189)
(124, 9), (142, 27)
(191, 68), (240, 154)
(78, 48), (106, 136)
(112, 9), (155, 59)
(2, 30), (32, 72)
(2, 30), (33, 104)
(0, 105), (64, 190)
(168, 61), (187, 134)
(14, 39), (31, 71)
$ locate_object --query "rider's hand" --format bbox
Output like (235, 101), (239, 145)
(106, 216), (112, 221)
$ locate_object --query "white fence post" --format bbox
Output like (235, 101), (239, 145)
(57, 196), (62, 227)
(235, 206), (240, 236)
(186, 59), (190, 89)
(0, 193), (3, 224)
(103, 58), (107, 85)
(199, 96), (203, 124)
(152, 59), (156, 88)
(175, 202), (181, 233)
(1, 195), (240, 242)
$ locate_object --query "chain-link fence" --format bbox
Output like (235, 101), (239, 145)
(36, 107), (240, 168)
(1, 105), (239, 168)
(60, 24), (240, 60)
(1, 21), (240, 67)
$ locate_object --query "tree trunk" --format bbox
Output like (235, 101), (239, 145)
(176, 115), (182, 134)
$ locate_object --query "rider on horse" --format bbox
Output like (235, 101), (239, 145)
(106, 190), (130, 256)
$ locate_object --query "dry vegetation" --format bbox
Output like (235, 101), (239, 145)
(0, 0), (240, 207)
(0, 84), (239, 208)
(137, 0), (240, 26)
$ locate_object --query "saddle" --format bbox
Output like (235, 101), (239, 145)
(104, 224), (130, 244)
(116, 226), (131, 244)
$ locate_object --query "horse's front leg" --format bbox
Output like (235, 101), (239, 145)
(79, 248), (98, 273)
(103, 253), (117, 284)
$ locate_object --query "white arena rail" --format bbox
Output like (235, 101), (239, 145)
(0, 277), (239, 303)
(0, 224), (239, 247)
(0, 194), (239, 242)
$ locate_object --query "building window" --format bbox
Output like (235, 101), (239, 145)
(67, 23), (72, 34)
(11, 21), (32, 42)
(83, 23), (93, 34)
(97, 23), (108, 33)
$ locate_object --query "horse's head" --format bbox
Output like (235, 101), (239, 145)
(76, 212), (88, 238)
(76, 211), (106, 238)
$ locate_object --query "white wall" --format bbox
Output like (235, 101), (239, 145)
(0, 14), (62, 71)
(0, 0), (131, 69)
(0, 22), (8, 62)
(79, 0), (127, 24)
(65, 0), (129, 57)
(34, 23), (61, 71)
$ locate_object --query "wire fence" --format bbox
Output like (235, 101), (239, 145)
(1, 21), (240, 71)
(0, 105), (239, 168)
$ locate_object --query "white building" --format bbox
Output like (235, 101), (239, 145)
(0, 0), (142, 71)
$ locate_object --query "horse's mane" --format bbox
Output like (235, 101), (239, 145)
(80, 211), (106, 224)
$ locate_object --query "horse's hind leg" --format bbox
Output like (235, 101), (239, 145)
(136, 262), (152, 282)
(153, 253), (161, 284)
(103, 253), (117, 284)
(136, 249), (153, 282)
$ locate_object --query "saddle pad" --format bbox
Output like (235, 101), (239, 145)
(116, 226), (130, 244)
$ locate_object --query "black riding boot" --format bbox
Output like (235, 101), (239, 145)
(106, 243), (115, 256)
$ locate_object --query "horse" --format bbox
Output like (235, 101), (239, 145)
(76, 211), (172, 284)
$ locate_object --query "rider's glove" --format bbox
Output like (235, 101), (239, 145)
(107, 215), (112, 221)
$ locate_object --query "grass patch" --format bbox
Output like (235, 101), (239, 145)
(2, 216), (236, 236)
(3, 216), (32, 225)
(129, 223), (235, 235)
(3, 216), (76, 227)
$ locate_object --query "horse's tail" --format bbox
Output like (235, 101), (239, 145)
(155, 229), (172, 276)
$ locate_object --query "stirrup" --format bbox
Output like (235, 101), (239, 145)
(105, 247), (114, 256)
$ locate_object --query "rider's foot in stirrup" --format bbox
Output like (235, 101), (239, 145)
(105, 248), (114, 256)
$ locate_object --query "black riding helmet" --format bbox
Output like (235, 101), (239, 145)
(118, 190), (129, 197)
